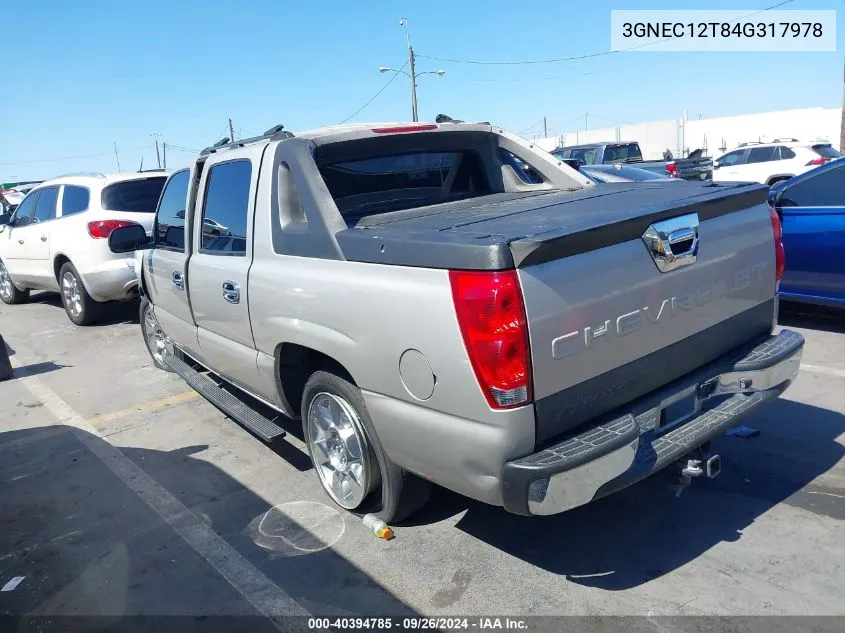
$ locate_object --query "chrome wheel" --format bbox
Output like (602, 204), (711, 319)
(307, 392), (371, 509)
(142, 303), (169, 366)
(0, 262), (13, 302)
(61, 271), (83, 319)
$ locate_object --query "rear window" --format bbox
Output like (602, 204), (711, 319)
(812, 144), (842, 159)
(101, 177), (167, 212)
(319, 151), (490, 218)
(603, 144), (642, 163)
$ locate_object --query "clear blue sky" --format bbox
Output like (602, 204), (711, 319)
(1, 0), (842, 181)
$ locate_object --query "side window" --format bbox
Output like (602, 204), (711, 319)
(500, 149), (544, 184)
(717, 150), (744, 167)
(781, 163), (845, 207)
(61, 186), (90, 216)
(200, 160), (252, 254)
(777, 146), (796, 160)
(746, 147), (776, 164)
(154, 170), (190, 250)
(11, 190), (40, 226)
(33, 186), (59, 222)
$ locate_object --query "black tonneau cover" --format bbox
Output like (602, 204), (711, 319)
(335, 181), (768, 270)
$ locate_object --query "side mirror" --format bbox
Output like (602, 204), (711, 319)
(712, 161), (720, 170)
(108, 224), (152, 254)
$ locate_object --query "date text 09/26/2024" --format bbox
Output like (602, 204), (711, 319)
(307, 617), (528, 630)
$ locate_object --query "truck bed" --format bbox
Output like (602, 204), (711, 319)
(336, 181), (768, 270)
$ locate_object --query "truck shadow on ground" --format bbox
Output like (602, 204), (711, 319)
(0, 425), (416, 626)
(411, 397), (845, 591)
(28, 292), (140, 327)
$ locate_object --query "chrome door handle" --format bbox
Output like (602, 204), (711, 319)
(172, 271), (184, 290)
(222, 280), (240, 304)
(17, 239), (24, 244)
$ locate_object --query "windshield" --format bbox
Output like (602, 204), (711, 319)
(101, 177), (167, 212)
(555, 147), (600, 165)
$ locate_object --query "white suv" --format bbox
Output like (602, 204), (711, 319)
(713, 139), (842, 186)
(0, 171), (168, 325)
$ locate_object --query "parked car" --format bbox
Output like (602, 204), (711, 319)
(0, 181), (41, 214)
(768, 158), (845, 308)
(551, 141), (713, 181)
(0, 171), (168, 325)
(713, 139), (841, 186)
(580, 163), (675, 183)
(108, 121), (802, 523)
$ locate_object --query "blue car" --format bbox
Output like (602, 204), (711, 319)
(768, 158), (845, 308)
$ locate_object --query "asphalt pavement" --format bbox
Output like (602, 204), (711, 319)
(1, 294), (843, 630)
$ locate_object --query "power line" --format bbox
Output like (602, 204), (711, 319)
(166, 144), (200, 153)
(417, 0), (795, 65)
(340, 60), (409, 124)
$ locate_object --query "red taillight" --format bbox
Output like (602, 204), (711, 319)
(371, 124), (438, 134)
(449, 269), (532, 409)
(768, 204), (785, 282)
(665, 162), (678, 178)
(805, 157), (830, 166)
(87, 219), (137, 239)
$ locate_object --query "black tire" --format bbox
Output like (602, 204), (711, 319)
(58, 262), (101, 326)
(301, 371), (431, 524)
(140, 297), (173, 372)
(0, 259), (29, 305)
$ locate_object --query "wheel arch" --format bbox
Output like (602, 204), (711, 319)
(274, 342), (357, 419)
(766, 174), (794, 186)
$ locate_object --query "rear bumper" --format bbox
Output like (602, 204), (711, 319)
(502, 329), (804, 516)
(78, 258), (139, 302)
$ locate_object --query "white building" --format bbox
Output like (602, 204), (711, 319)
(534, 106), (843, 160)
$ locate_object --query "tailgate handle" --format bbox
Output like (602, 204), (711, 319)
(642, 213), (700, 273)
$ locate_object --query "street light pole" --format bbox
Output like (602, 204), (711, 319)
(378, 21), (443, 122)
(400, 18), (419, 122)
(408, 44), (418, 122)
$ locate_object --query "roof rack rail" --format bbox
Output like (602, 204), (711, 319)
(772, 137), (799, 143)
(435, 114), (464, 123)
(137, 168), (167, 173)
(200, 124), (294, 156)
(53, 171), (106, 179)
(737, 141), (763, 147)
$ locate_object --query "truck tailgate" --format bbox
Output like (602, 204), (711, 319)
(512, 183), (776, 444)
(340, 181), (776, 442)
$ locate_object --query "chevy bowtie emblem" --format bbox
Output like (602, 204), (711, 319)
(642, 213), (700, 273)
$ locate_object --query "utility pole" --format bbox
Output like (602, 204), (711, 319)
(151, 133), (161, 169)
(113, 141), (121, 172)
(229, 118), (236, 142)
(543, 116), (548, 138)
(400, 19), (419, 122)
(585, 113), (589, 134)
(163, 143), (167, 170)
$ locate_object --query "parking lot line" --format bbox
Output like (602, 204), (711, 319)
(801, 363), (845, 380)
(87, 390), (200, 427)
(10, 359), (310, 625)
